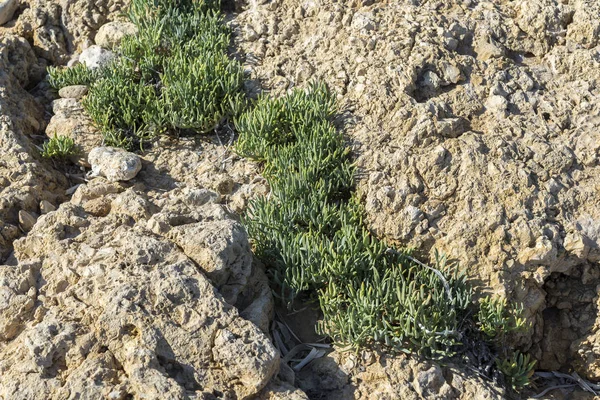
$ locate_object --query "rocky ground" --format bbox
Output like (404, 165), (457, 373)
(232, 0), (600, 388)
(0, 0), (599, 398)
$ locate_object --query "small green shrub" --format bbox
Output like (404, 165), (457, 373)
(236, 83), (473, 358)
(41, 134), (78, 159)
(497, 351), (536, 391)
(48, 0), (244, 148)
(477, 296), (527, 341)
(47, 63), (98, 90)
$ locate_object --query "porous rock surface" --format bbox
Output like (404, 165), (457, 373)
(296, 351), (504, 400)
(78, 44), (116, 69)
(0, 0), (18, 26)
(232, 0), (600, 380)
(0, 181), (279, 399)
(1, 0), (599, 397)
(88, 146), (142, 182)
(0, 2), (286, 399)
(46, 97), (102, 166)
(0, 0), (128, 64)
(95, 20), (137, 49)
(0, 33), (67, 260)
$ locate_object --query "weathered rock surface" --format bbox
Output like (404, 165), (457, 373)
(1, 0), (599, 397)
(0, 0), (127, 64)
(0, 182), (280, 399)
(58, 85), (89, 100)
(232, 0), (600, 379)
(295, 350), (504, 399)
(46, 97), (102, 167)
(78, 44), (116, 69)
(0, 34), (67, 261)
(139, 135), (270, 214)
(1, 1), (286, 399)
(95, 20), (137, 49)
(88, 146), (142, 182)
(0, 0), (17, 26)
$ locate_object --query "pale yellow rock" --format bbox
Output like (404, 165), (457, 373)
(39, 200), (56, 214)
(232, 0), (600, 380)
(2, 188), (279, 399)
(95, 21), (137, 49)
(88, 146), (142, 182)
(58, 85), (88, 99)
(18, 210), (37, 232)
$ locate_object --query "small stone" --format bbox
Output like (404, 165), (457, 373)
(79, 45), (116, 69)
(95, 21), (138, 50)
(485, 95), (508, 114)
(475, 37), (505, 61)
(421, 71), (441, 90)
(88, 147), (142, 182)
(244, 26), (259, 41)
(404, 205), (424, 225)
(58, 85), (89, 100)
(436, 118), (464, 138)
(413, 365), (447, 398)
(215, 177), (235, 195)
(51, 98), (83, 114)
(67, 55), (80, 68)
(18, 210), (38, 232)
(563, 232), (590, 259)
(39, 200), (56, 215)
(442, 63), (461, 85)
(0, 0), (18, 26)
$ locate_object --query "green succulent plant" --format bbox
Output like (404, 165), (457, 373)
(236, 84), (474, 358)
(497, 351), (536, 391)
(47, 63), (98, 89)
(477, 295), (528, 341)
(47, 0), (244, 148)
(41, 134), (78, 159)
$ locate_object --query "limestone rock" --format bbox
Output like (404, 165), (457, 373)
(5, 0), (127, 64)
(0, 34), (67, 260)
(58, 85), (89, 100)
(95, 20), (137, 49)
(413, 365), (453, 399)
(17, 210), (37, 232)
(145, 187), (253, 305)
(258, 380), (309, 400)
(88, 147), (142, 182)
(0, 187), (279, 399)
(39, 200), (56, 215)
(295, 351), (503, 399)
(0, 0), (18, 26)
(79, 44), (116, 69)
(567, 0), (600, 49)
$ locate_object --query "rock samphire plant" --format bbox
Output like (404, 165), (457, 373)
(236, 83), (533, 389)
(40, 133), (78, 159)
(48, 0), (244, 149)
(236, 83), (472, 357)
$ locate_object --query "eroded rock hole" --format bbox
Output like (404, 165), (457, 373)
(538, 270), (599, 376)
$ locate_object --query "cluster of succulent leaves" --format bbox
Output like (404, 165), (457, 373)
(41, 133), (78, 159)
(47, 0), (244, 149)
(477, 296), (535, 391)
(497, 351), (536, 391)
(477, 296), (527, 341)
(47, 63), (98, 89)
(237, 84), (473, 358)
